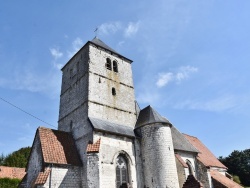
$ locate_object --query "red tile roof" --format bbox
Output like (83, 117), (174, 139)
(0, 166), (26, 179)
(38, 127), (82, 166)
(87, 138), (101, 153)
(34, 168), (51, 185)
(184, 134), (227, 169)
(210, 170), (243, 188)
(175, 154), (188, 168)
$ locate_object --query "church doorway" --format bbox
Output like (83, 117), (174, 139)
(116, 155), (129, 188)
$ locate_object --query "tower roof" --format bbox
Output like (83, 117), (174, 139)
(62, 37), (132, 70)
(90, 37), (118, 54)
(89, 37), (133, 62)
(135, 105), (172, 128)
(171, 126), (199, 153)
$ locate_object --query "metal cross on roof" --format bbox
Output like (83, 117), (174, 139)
(94, 27), (98, 37)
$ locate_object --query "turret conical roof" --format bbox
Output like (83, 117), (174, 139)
(135, 105), (171, 129)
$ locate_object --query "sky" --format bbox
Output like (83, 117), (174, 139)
(0, 1), (250, 158)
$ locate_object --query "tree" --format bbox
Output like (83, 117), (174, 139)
(233, 175), (241, 184)
(219, 149), (250, 186)
(1, 147), (31, 168)
(0, 178), (21, 188)
(0, 153), (4, 165)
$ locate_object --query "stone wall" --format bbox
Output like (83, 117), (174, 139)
(41, 166), (82, 188)
(25, 133), (43, 188)
(139, 124), (179, 188)
(175, 156), (187, 188)
(87, 153), (100, 188)
(176, 151), (197, 178)
(58, 45), (89, 132)
(196, 160), (211, 188)
(88, 44), (136, 127)
(94, 131), (138, 188)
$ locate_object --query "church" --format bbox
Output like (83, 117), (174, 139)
(19, 38), (242, 188)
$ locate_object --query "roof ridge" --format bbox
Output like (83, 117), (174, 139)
(183, 133), (198, 139)
(38, 126), (71, 134)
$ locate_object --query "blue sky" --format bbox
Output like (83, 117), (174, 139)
(1, 1), (250, 157)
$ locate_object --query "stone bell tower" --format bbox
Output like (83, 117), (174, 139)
(58, 37), (138, 187)
(58, 37), (137, 135)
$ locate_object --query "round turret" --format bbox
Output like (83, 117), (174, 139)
(135, 106), (179, 188)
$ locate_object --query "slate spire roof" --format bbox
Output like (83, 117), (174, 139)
(90, 37), (118, 54)
(135, 105), (172, 128)
(89, 37), (133, 62)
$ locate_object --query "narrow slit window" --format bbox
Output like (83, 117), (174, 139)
(113, 61), (118, 72)
(112, 87), (116, 96)
(106, 58), (112, 70)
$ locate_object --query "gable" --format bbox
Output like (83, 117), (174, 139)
(38, 127), (82, 166)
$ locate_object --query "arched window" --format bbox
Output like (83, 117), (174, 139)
(113, 61), (118, 72)
(186, 160), (194, 176)
(106, 58), (112, 70)
(116, 155), (129, 188)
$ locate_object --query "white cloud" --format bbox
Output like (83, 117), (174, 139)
(136, 91), (160, 105)
(176, 66), (198, 82)
(98, 22), (122, 35)
(118, 41), (125, 47)
(72, 37), (83, 50)
(50, 48), (63, 60)
(124, 21), (140, 38)
(156, 72), (174, 87)
(49, 47), (64, 70)
(156, 66), (198, 87)
(67, 37), (84, 58)
(0, 69), (61, 98)
(174, 95), (239, 113)
(97, 21), (140, 38)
